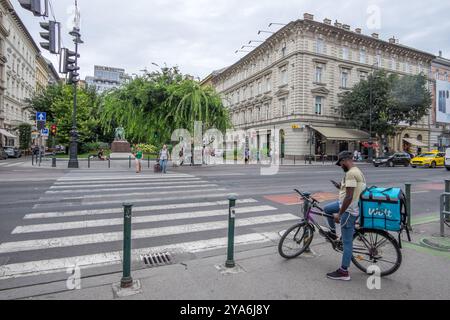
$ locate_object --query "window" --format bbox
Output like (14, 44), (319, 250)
(280, 98), (287, 116)
(341, 71), (349, 88)
(360, 48), (366, 64)
(249, 85), (254, 98)
(315, 66), (323, 83)
(280, 68), (288, 85)
(360, 71), (368, 81)
(376, 50), (382, 67)
(257, 81), (262, 95)
(257, 106), (261, 121)
(265, 103), (270, 119)
(316, 38), (324, 54)
(391, 56), (396, 70)
(281, 44), (287, 57)
(342, 47), (349, 60)
(315, 97), (323, 115)
(265, 77), (271, 92)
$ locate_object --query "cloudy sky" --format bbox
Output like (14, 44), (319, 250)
(12, 0), (450, 80)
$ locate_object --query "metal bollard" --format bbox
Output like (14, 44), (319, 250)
(52, 157), (56, 168)
(108, 157), (111, 169)
(405, 183), (412, 231)
(32, 154), (34, 166)
(148, 156), (150, 169)
(446, 181), (450, 223)
(121, 203), (134, 288)
(88, 156), (90, 169)
(225, 195), (237, 268)
(294, 155), (296, 165)
(129, 156), (131, 169)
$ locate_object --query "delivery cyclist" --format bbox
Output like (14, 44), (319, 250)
(324, 151), (367, 281)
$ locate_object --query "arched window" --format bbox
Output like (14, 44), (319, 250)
(417, 135), (423, 141)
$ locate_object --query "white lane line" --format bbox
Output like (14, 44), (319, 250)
(0, 162), (8, 166)
(0, 214), (297, 253)
(45, 184), (218, 195)
(57, 175), (194, 182)
(25, 199), (258, 219)
(51, 179), (202, 188)
(3, 162), (25, 167)
(0, 232), (280, 280)
(40, 188), (228, 201)
(13, 205), (277, 234)
(33, 192), (234, 209)
(411, 191), (431, 194)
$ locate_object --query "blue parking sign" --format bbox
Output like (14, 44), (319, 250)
(36, 112), (47, 122)
(41, 128), (49, 137)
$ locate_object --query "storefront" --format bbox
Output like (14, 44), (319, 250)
(0, 128), (18, 147)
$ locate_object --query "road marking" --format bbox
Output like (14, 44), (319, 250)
(57, 174), (194, 182)
(0, 232), (280, 280)
(3, 162), (25, 167)
(25, 199), (258, 220)
(14, 205), (277, 234)
(411, 191), (431, 194)
(51, 179), (202, 188)
(45, 184), (218, 194)
(39, 187), (228, 201)
(0, 214), (297, 253)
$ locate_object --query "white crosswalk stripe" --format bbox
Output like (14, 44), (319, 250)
(2, 162), (26, 167)
(0, 172), (294, 280)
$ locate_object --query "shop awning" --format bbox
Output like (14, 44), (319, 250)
(0, 129), (17, 139)
(403, 138), (427, 147)
(311, 127), (370, 141)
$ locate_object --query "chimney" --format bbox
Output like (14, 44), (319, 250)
(389, 37), (396, 44)
(372, 33), (379, 39)
(439, 50), (443, 57)
(304, 13), (314, 21)
(334, 20), (342, 28)
(343, 24), (351, 31)
(355, 28), (362, 34)
(323, 18), (331, 25)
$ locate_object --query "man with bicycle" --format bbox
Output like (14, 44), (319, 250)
(325, 151), (366, 281)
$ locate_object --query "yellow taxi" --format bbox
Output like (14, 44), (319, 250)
(411, 150), (445, 168)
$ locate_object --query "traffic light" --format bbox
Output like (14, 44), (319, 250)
(59, 48), (79, 74)
(18, 0), (48, 17)
(50, 125), (57, 136)
(39, 21), (60, 54)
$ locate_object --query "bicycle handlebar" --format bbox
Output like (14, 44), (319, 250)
(294, 189), (320, 204)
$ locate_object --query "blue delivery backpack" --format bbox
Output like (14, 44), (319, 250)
(359, 187), (412, 247)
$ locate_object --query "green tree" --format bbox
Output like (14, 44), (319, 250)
(339, 70), (431, 149)
(17, 123), (32, 151)
(26, 83), (102, 153)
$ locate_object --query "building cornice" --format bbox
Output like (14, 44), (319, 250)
(212, 16), (436, 85)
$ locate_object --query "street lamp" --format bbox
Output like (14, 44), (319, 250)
(368, 62), (379, 162)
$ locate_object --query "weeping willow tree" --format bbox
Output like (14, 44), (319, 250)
(100, 66), (231, 146)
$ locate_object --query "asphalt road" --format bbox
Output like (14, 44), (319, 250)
(0, 161), (446, 294)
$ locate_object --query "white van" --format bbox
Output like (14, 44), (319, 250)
(446, 148), (450, 171)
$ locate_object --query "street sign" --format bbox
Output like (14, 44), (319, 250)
(37, 121), (46, 130)
(41, 128), (49, 137)
(36, 112), (47, 122)
(31, 131), (39, 139)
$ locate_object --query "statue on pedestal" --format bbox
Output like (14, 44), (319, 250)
(111, 126), (131, 154)
(115, 127), (126, 141)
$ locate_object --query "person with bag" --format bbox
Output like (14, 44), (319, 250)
(159, 145), (170, 174)
(324, 151), (367, 281)
(134, 146), (144, 174)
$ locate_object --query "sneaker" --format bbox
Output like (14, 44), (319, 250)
(327, 269), (351, 281)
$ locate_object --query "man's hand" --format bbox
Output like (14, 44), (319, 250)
(333, 214), (341, 224)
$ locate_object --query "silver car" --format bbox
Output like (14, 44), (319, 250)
(4, 147), (22, 158)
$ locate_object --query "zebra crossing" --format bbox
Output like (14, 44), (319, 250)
(0, 161), (26, 168)
(0, 172), (299, 281)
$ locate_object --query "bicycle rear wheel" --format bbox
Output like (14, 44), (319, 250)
(351, 229), (402, 277)
(278, 222), (314, 259)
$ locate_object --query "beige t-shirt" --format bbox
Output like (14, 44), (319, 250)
(339, 166), (367, 216)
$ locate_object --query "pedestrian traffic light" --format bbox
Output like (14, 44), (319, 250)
(50, 125), (57, 136)
(18, 0), (48, 17)
(39, 21), (60, 54)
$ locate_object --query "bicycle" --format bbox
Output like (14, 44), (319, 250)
(278, 189), (402, 277)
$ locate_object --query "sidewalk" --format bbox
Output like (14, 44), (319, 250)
(2, 220), (448, 300)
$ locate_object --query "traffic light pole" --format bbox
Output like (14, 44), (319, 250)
(68, 37), (79, 169)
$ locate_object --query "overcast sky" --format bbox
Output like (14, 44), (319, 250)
(11, 0), (450, 80)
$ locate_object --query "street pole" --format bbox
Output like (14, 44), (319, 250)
(368, 73), (374, 162)
(68, 36), (79, 169)
(121, 203), (134, 288)
(225, 195), (237, 268)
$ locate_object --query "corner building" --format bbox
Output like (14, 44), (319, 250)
(208, 13), (435, 160)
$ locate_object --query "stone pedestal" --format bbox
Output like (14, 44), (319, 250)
(111, 140), (131, 153)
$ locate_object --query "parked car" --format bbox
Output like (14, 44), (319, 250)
(0, 149), (8, 160)
(445, 148), (450, 171)
(373, 152), (411, 167)
(411, 150), (445, 168)
(3, 147), (22, 158)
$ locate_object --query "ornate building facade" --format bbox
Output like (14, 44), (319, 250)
(431, 52), (450, 150)
(207, 13), (435, 159)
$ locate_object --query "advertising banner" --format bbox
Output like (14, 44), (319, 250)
(436, 80), (450, 123)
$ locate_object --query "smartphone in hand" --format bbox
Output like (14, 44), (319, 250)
(331, 180), (341, 189)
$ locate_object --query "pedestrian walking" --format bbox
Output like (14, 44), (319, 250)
(159, 145), (170, 174)
(133, 146), (144, 173)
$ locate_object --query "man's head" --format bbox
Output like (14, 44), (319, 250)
(336, 151), (354, 172)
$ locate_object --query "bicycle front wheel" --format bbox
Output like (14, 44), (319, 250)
(352, 229), (402, 277)
(278, 222), (314, 259)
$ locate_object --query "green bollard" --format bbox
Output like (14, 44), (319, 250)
(225, 195), (237, 268)
(405, 184), (412, 231)
(446, 180), (450, 223)
(121, 203), (134, 288)
(129, 156), (131, 169)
